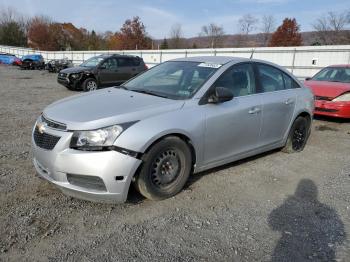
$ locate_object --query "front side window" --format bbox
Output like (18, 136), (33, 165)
(213, 63), (256, 97)
(258, 64), (285, 92)
(101, 58), (118, 70)
(312, 67), (350, 83)
(123, 61), (218, 100)
(80, 56), (104, 67)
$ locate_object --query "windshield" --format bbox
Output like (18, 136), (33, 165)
(80, 56), (104, 67)
(122, 61), (219, 100)
(312, 67), (350, 83)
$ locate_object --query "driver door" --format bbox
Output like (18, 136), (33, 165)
(202, 63), (262, 165)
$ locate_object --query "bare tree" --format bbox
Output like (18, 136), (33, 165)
(200, 23), (225, 48)
(261, 15), (276, 46)
(169, 23), (184, 49)
(236, 14), (259, 47)
(312, 11), (350, 44)
(239, 14), (259, 35)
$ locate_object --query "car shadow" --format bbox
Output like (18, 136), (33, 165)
(314, 115), (350, 124)
(126, 149), (281, 204)
(185, 148), (281, 189)
(268, 179), (346, 261)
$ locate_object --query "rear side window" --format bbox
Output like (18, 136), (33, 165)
(117, 58), (134, 67)
(213, 63), (256, 97)
(132, 58), (141, 66)
(258, 64), (284, 92)
(283, 73), (301, 89)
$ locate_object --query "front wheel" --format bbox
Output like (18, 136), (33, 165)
(282, 117), (310, 153)
(83, 78), (98, 92)
(134, 137), (192, 201)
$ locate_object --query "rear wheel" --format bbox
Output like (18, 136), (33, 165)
(83, 78), (98, 92)
(282, 117), (310, 153)
(135, 137), (192, 201)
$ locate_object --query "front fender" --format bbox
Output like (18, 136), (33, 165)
(114, 105), (205, 165)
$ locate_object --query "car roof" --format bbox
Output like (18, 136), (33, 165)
(171, 56), (250, 64)
(97, 54), (141, 59)
(327, 64), (350, 68)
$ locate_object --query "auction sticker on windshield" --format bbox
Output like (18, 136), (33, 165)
(198, 63), (222, 68)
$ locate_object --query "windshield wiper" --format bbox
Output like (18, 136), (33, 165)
(129, 89), (170, 99)
(115, 85), (129, 90)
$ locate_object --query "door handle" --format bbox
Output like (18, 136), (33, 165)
(248, 107), (261, 114)
(284, 99), (294, 105)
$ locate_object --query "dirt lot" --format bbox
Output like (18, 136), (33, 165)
(0, 65), (349, 262)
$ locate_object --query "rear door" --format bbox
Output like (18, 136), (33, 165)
(203, 63), (262, 165)
(116, 57), (138, 82)
(256, 63), (297, 146)
(98, 57), (121, 86)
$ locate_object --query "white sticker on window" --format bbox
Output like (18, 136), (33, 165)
(198, 63), (222, 69)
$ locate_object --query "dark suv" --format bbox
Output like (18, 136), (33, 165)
(57, 54), (147, 91)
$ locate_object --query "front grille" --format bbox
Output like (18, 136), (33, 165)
(33, 128), (61, 150)
(315, 107), (338, 113)
(57, 73), (68, 81)
(67, 174), (107, 192)
(315, 96), (332, 101)
(42, 115), (66, 130)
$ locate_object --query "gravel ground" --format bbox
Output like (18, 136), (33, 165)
(0, 65), (350, 262)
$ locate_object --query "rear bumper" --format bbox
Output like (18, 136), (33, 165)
(314, 100), (350, 118)
(32, 126), (142, 203)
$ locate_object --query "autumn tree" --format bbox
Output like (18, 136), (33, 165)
(269, 18), (302, 47)
(200, 23), (225, 48)
(114, 16), (152, 50)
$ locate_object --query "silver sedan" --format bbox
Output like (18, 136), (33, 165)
(32, 56), (314, 203)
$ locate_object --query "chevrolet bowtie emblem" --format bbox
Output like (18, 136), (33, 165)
(37, 122), (46, 134)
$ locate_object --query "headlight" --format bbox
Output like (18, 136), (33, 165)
(332, 93), (350, 102)
(70, 124), (129, 150)
(70, 73), (81, 79)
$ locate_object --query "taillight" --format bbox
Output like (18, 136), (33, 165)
(144, 64), (148, 70)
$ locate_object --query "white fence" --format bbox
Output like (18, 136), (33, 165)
(1, 45), (350, 78)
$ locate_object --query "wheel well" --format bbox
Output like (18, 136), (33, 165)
(143, 133), (197, 166)
(296, 112), (312, 125)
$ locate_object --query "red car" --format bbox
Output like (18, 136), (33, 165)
(304, 65), (350, 118)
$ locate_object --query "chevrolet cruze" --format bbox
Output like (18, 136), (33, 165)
(32, 56), (314, 203)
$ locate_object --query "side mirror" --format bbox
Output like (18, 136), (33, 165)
(208, 86), (234, 104)
(305, 77), (311, 81)
(99, 65), (107, 70)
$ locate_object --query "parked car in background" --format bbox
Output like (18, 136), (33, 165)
(32, 56), (314, 203)
(0, 53), (21, 66)
(57, 54), (148, 91)
(46, 58), (73, 73)
(20, 54), (45, 70)
(305, 65), (350, 118)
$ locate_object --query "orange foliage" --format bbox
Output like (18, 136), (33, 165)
(269, 18), (302, 47)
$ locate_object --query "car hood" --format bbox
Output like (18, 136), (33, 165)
(43, 88), (185, 130)
(60, 66), (92, 74)
(304, 80), (350, 99)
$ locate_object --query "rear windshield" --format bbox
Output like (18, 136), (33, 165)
(312, 67), (350, 83)
(123, 61), (219, 100)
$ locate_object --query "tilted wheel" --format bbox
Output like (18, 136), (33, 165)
(83, 78), (98, 92)
(134, 136), (192, 200)
(282, 116), (310, 153)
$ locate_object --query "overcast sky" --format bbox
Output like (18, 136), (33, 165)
(1, 0), (349, 38)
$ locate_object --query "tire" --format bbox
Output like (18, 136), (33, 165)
(135, 136), (192, 201)
(282, 116), (310, 153)
(82, 78), (98, 92)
